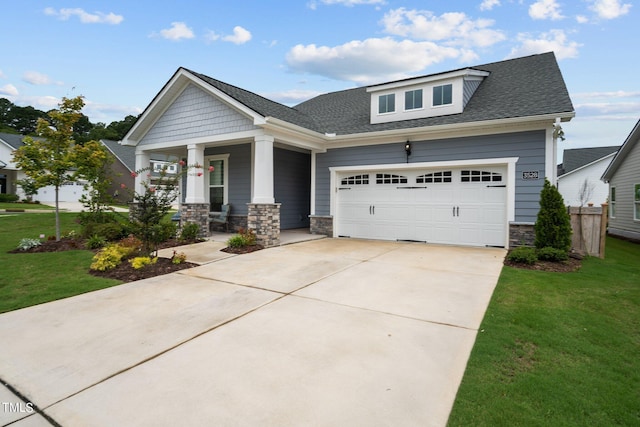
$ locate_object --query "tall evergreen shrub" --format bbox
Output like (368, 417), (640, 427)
(534, 178), (572, 251)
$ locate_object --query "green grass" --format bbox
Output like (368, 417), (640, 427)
(0, 202), (54, 210)
(448, 237), (640, 426)
(0, 212), (120, 313)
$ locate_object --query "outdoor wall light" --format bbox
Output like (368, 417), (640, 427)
(404, 141), (412, 162)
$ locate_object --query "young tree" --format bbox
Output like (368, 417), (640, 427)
(534, 178), (572, 252)
(12, 96), (108, 240)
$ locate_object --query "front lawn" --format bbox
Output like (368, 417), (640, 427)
(0, 202), (54, 210)
(448, 236), (640, 426)
(0, 213), (120, 313)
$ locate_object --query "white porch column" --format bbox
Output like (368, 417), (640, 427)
(252, 135), (275, 203)
(134, 151), (150, 194)
(185, 144), (206, 204)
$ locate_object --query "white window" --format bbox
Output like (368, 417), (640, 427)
(433, 84), (452, 106)
(153, 162), (177, 174)
(634, 184), (640, 221)
(379, 94), (395, 114)
(207, 155), (229, 212)
(610, 187), (616, 218)
(460, 170), (502, 182)
(405, 89), (423, 110)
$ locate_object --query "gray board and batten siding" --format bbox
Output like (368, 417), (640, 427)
(314, 130), (546, 223)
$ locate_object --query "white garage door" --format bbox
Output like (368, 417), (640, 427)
(336, 167), (507, 247)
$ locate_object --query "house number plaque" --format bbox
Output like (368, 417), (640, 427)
(522, 171), (539, 180)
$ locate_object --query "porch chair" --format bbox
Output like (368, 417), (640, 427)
(210, 204), (231, 232)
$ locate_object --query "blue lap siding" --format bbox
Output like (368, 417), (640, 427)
(315, 130), (546, 223)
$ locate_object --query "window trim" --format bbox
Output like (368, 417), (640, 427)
(610, 186), (616, 218)
(404, 89), (423, 111)
(378, 93), (395, 114)
(634, 183), (640, 221)
(205, 154), (229, 213)
(433, 84), (453, 107)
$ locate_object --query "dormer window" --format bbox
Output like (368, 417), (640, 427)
(378, 94), (395, 114)
(433, 84), (452, 106)
(405, 89), (423, 110)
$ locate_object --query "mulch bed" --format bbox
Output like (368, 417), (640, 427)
(503, 255), (582, 273)
(7, 237), (257, 282)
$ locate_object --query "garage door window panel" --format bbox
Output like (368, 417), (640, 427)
(461, 170), (502, 182)
(376, 174), (407, 184)
(417, 171), (452, 183)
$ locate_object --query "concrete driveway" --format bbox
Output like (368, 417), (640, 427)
(0, 239), (505, 427)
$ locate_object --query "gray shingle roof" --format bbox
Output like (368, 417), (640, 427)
(0, 132), (26, 149)
(101, 139), (136, 172)
(186, 52), (574, 136)
(560, 146), (619, 175)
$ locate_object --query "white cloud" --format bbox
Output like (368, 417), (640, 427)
(0, 84), (19, 97)
(204, 30), (221, 43)
(381, 8), (506, 48)
(0, 70), (6, 79)
(222, 26), (252, 44)
(286, 37), (461, 84)
(480, 0), (501, 11)
(158, 22), (195, 41)
(576, 15), (589, 23)
(575, 101), (640, 119)
(44, 7), (123, 24)
(589, 0), (631, 19)
(529, 0), (564, 20)
(22, 71), (63, 86)
(82, 100), (143, 124)
(507, 29), (581, 59)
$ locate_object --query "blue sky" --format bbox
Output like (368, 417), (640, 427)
(1, 0), (637, 159)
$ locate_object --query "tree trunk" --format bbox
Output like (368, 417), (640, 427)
(55, 185), (61, 241)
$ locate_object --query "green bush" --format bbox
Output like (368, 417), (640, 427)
(537, 246), (569, 262)
(85, 234), (107, 250)
(227, 228), (256, 248)
(155, 220), (178, 242)
(506, 247), (538, 265)
(535, 178), (572, 251)
(0, 194), (19, 202)
(92, 222), (126, 241)
(179, 222), (200, 241)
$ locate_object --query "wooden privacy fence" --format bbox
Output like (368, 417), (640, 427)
(568, 204), (608, 258)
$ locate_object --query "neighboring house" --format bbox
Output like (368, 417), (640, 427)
(0, 132), (23, 196)
(557, 146), (619, 207)
(101, 139), (182, 204)
(0, 131), (90, 203)
(601, 119), (640, 241)
(121, 52), (574, 248)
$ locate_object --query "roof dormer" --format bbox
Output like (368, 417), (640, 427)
(366, 68), (490, 125)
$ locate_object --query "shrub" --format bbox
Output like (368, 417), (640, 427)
(0, 194), (19, 202)
(16, 238), (41, 251)
(506, 247), (538, 265)
(90, 244), (128, 271)
(227, 228), (256, 248)
(171, 251), (187, 264)
(535, 178), (572, 252)
(180, 222), (200, 241)
(156, 220), (178, 242)
(537, 247), (569, 262)
(129, 256), (158, 269)
(92, 222), (126, 241)
(85, 234), (107, 250)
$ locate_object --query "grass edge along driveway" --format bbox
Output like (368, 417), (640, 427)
(448, 236), (640, 427)
(0, 212), (120, 314)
